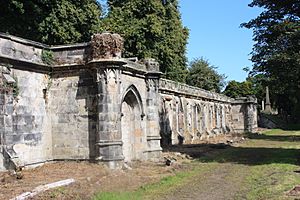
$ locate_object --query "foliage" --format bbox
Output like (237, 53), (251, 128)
(242, 0), (300, 121)
(41, 50), (54, 65)
(223, 73), (267, 104)
(245, 73), (267, 105)
(186, 58), (226, 93)
(223, 80), (254, 98)
(103, 0), (189, 82)
(0, 0), (103, 45)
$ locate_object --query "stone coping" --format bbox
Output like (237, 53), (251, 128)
(159, 78), (234, 103)
(0, 33), (159, 74)
(159, 79), (257, 104)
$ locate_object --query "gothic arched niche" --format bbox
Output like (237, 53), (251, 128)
(120, 85), (145, 162)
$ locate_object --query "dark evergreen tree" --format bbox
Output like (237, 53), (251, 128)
(104, 0), (189, 82)
(242, 0), (300, 121)
(0, 0), (103, 44)
(186, 58), (226, 93)
(223, 81), (254, 98)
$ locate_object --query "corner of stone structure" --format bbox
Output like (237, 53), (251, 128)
(142, 58), (160, 73)
(231, 95), (258, 133)
(0, 64), (16, 89)
(245, 95), (257, 104)
(0, 64), (20, 172)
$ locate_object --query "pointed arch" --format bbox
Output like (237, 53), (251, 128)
(120, 84), (145, 119)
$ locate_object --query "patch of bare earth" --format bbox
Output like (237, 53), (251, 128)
(0, 134), (243, 200)
(0, 161), (183, 200)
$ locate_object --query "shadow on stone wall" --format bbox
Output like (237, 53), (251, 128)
(240, 104), (248, 132)
(159, 109), (172, 148)
(75, 71), (97, 160)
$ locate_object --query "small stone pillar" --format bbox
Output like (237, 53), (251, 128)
(215, 104), (221, 134)
(245, 96), (258, 133)
(144, 59), (162, 159)
(264, 86), (272, 114)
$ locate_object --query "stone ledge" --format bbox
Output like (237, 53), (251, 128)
(96, 140), (123, 147)
(0, 33), (161, 75)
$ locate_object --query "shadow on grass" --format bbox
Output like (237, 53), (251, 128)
(165, 143), (300, 166)
(283, 124), (300, 131)
(198, 146), (300, 166)
(246, 133), (300, 142)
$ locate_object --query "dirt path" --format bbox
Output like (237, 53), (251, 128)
(159, 163), (249, 200)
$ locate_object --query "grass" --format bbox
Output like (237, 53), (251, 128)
(200, 128), (300, 199)
(93, 163), (216, 200)
(49, 186), (67, 198)
(94, 128), (300, 200)
(240, 129), (300, 200)
(242, 164), (300, 200)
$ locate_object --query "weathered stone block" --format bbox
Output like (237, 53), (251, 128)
(0, 94), (4, 105)
(24, 133), (42, 143)
(90, 33), (123, 60)
(0, 116), (4, 126)
(5, 105), (13, 115)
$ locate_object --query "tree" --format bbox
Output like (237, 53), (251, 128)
(0, 0), (103, 45)
(103, 0), (189, 82)
(223, 74), (268, 109)
(242, 0), (300, 121)
(186, 58), (226, 93)
(223, 81), (254, 98)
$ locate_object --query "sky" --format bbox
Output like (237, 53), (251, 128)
(179, 0), (262, 82)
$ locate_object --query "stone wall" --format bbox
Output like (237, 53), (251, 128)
(0, 33), (257, 170)
(158, 79), (257, 145)
(49, 69), (97, 160)
(9, 69), (52, 165)
(0, 87), (10, 171)
(231, 97), (258, 133)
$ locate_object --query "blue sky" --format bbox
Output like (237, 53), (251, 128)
(179, 0), (262, 82)
(99, 0), (262, 82)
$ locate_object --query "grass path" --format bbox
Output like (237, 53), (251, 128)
(158, 163), (250, 200)
(95, 129), (300, 200)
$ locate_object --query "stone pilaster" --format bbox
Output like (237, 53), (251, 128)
(0, 91), (5, 146)
(215, 104), (221, 134)
(140, 58), (162, 158)
(0, 87), (14, 170)
(220, 105), (227, 133)
(93, 66), (124, 169)
(145, 73), (162, 159)
(0, 65), (14, 146)
(245, 96), (258, 133)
